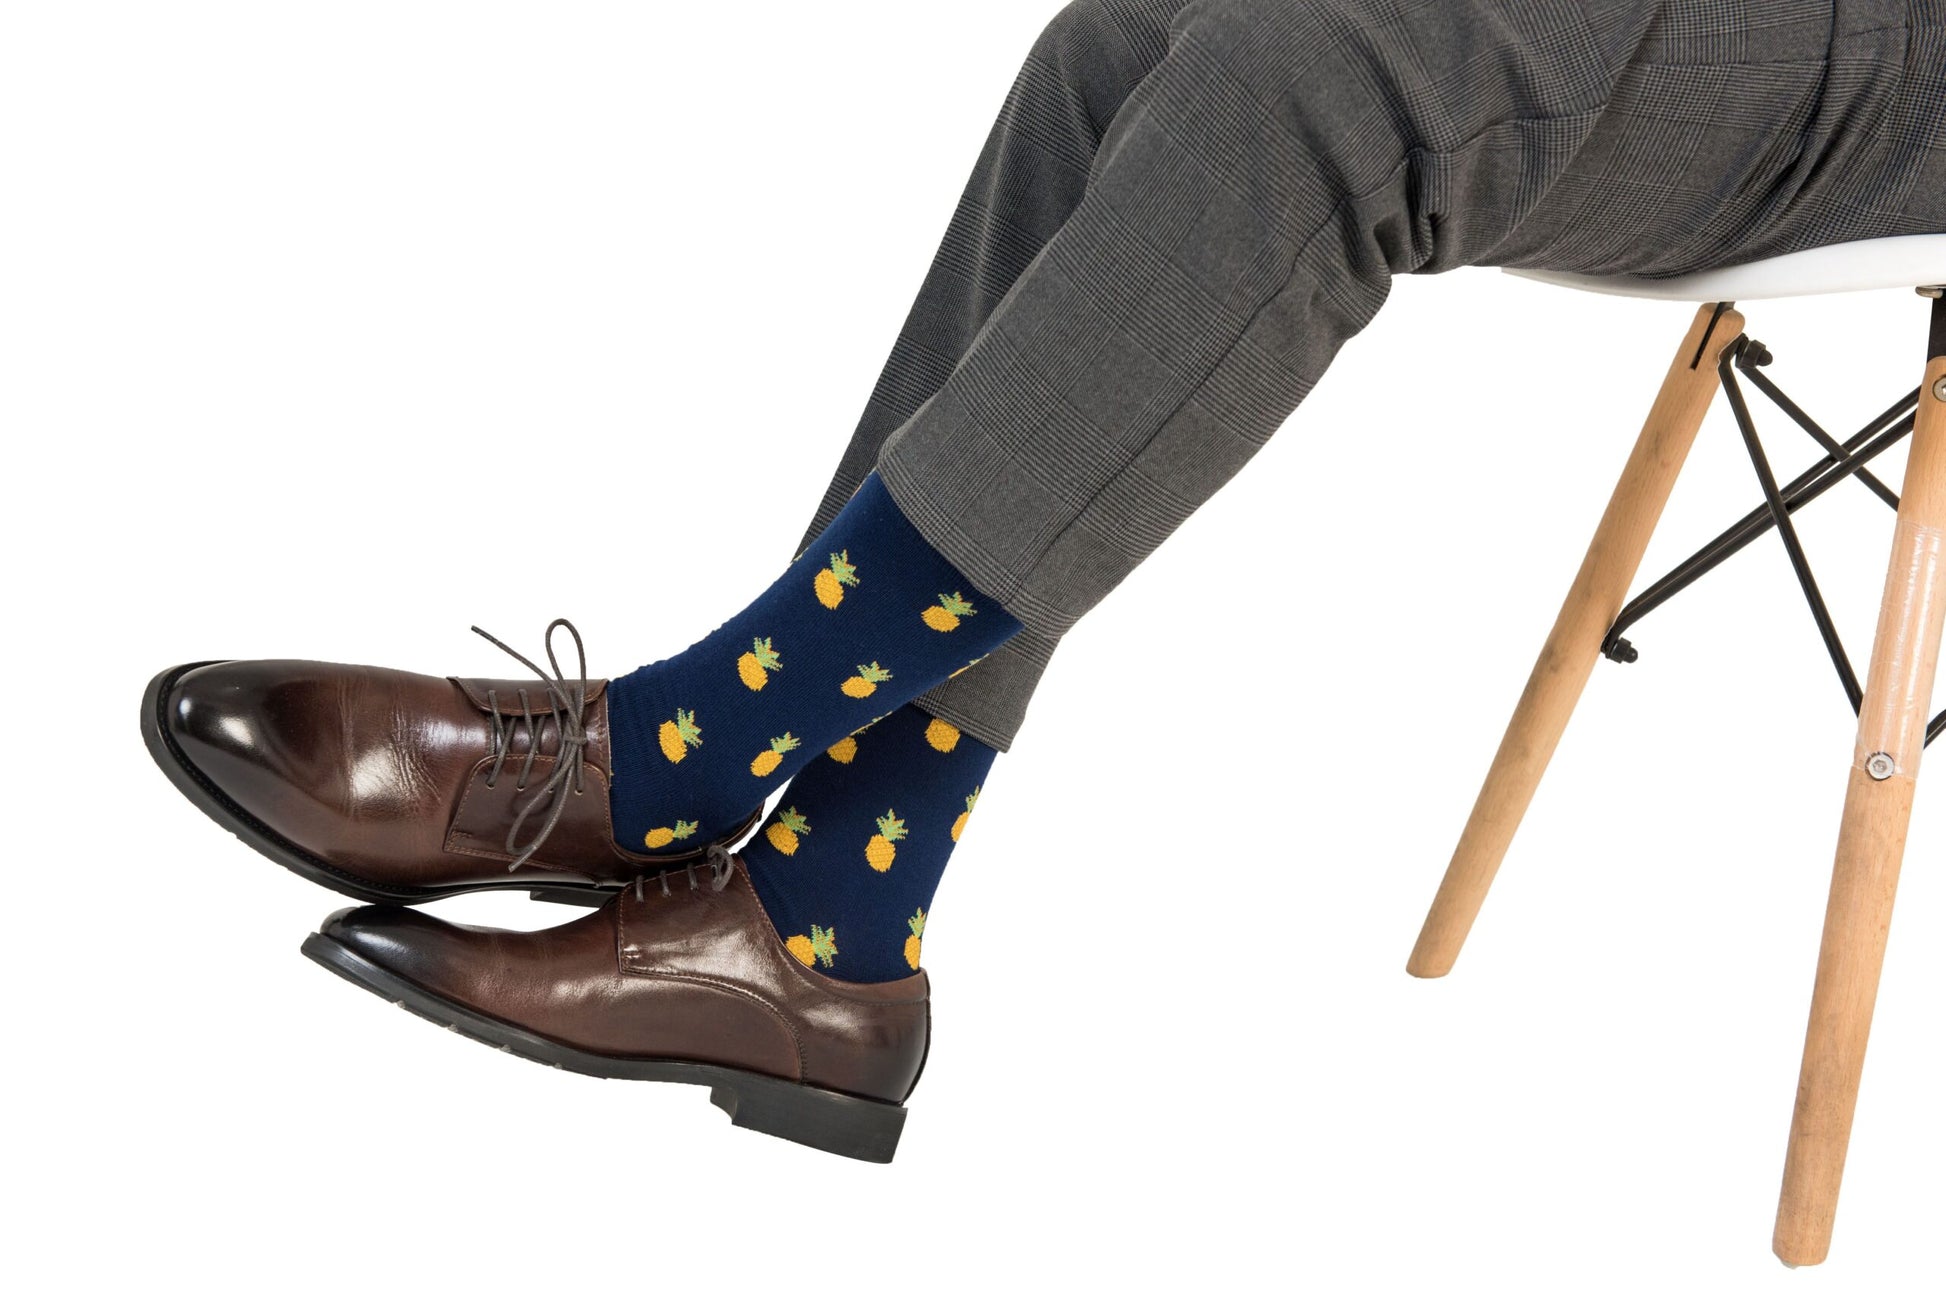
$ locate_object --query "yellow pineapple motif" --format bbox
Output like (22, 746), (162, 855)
(866, 810), (907, 872)
(952, 786), (980, 842)
(924, 718), (961, 753)
(657, 708), (701, 763)
(921, 592), (977, 632)
(826, 735), (858, 764)
(841, 662), (893, 698)
(643, 819), (697, 851)
(786, 924), (838, 970)
(813, 551), (859, 609)
(904, 909), (926, 971)
(736, 637), (782, 691)
(765, 806), (810, 855)
(750, 732), (801, 777)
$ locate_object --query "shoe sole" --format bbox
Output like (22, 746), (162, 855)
(301, 931), (908, 1162)
(141, 661), (623, 907)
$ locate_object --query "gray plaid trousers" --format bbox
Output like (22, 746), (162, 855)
(802, 0), (1945, 749)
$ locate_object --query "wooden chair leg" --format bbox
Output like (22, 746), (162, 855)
(1773, 326), (1946, 1267)
(1406, 303), (1745, 978)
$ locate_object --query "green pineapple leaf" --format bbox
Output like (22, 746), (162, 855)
(809, 925), (839, 966)
(673, 708), (702, 744)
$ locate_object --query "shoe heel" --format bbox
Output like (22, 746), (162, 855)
(527, 887), (612, 907)
(708, 1072), (907, 1163)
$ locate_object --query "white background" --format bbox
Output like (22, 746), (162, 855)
(4, 3), (1940, 1295)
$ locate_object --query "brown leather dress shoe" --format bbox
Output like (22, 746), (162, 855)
(302, 855), (928, 1161)
(142, 621), (758, 905)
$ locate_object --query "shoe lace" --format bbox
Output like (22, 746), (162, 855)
(634, 844), (736, 899)
(469, 617), (591, 872)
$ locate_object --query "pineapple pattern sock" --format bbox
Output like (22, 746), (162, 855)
(743, 703), (998, 983)
(605, 474), (1020, 851)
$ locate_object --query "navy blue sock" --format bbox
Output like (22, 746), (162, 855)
(744, 703), (997, 982)
(605, 474), (1020, 852)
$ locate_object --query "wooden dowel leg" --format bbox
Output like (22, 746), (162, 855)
(1773, 337), (1946, 1267)
(1406, 303), (1745, 978)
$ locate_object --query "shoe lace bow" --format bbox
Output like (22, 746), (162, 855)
(470, 617), (591, 872)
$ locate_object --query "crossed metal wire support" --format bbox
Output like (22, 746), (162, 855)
(1601, 332), (1943, 748)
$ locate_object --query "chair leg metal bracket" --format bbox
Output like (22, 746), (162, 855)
(1600, 328), (1943, 748)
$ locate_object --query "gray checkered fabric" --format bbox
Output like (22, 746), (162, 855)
(805, 0), (1945, 749)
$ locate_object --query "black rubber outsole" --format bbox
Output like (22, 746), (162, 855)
(141, 661), (622, 908)
(302, 932), (908, 1162)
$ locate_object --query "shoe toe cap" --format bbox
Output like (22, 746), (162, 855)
(319, 904), (473, 990)
(315, 902), (626, 1041)
(159, 659), (430, 856)
(162, 660), (314, 800)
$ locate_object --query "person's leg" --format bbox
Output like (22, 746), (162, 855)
(873, 0), (1942, 646)
(143, 2), (1184, 913)
(744, 705), (997, 981)
(807, 0), (1188, 752)
(606, 474), (1023, 849)
(621, 0), (1663, 835)
(611, 0), (1943, 977)
(603, 2), (1187, 975)
(306, 0), (1945, 1157)
(815, 0), (1946, 750)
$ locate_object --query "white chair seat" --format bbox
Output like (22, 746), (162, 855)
(1504, 234), (1946, 301)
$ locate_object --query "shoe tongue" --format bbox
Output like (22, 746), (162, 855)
(452, 676), (608, 716)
